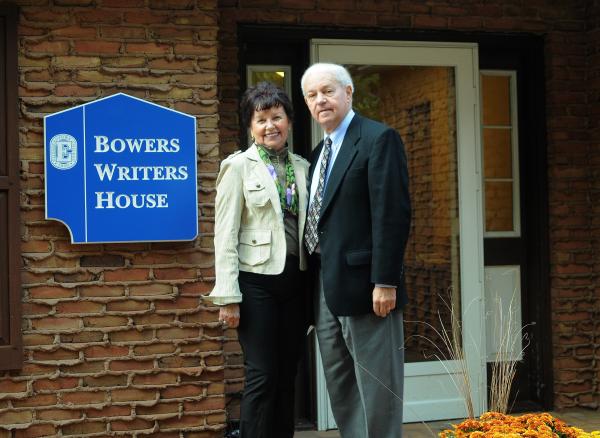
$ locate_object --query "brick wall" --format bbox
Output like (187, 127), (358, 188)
(586, 0), (600, 411)
(217, 0), (599, 413)
(0, 1), (224, 436)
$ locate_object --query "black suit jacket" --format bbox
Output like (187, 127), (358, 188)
(309, 113), (411, 316)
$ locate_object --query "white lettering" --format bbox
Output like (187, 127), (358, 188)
(94, 136), (110, 153)
(117, 166), (132, 181)
(111, 138), (126, 153)
(178, 166), (188, 180)
(156, 194), (168, 208)
(94, 163), (117, 181)
(156, 138), (169, 153)
(95, 191), (115, 209)
(92, 137), (181, 153)
(94, 192), (169, 209)
(126, 138), (144, 153)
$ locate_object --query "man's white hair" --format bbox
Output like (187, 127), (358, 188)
(301, 63), (354, 96)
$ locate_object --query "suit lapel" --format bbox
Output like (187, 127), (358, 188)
(246, 144), (282, 216)
(320, 115), (361, 216)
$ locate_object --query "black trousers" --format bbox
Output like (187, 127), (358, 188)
(237, 256), (305, 438)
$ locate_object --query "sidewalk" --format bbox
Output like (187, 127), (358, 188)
(294, 408), (600, 437)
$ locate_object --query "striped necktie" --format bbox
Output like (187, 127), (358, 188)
(304, 137), (332, 255)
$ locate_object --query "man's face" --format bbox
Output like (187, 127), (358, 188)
(303, 72), (352, 134)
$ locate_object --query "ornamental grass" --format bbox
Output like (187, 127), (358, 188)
(439, 412), (600, 438)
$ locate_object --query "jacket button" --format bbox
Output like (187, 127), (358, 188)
(252, 239), (257, 244)
(255, 183), (260, 188)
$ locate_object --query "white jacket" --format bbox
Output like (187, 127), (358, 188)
(207, 144), (309, 305)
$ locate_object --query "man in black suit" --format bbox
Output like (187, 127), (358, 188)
(302, 63), (411, 438)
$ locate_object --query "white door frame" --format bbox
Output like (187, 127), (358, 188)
(310, 39), (487, 429)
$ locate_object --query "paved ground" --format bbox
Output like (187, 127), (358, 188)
(294, 408), (600, 437)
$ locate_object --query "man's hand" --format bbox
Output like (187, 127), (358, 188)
(372, 286), (396, 317)
(219, 304), (240, 328)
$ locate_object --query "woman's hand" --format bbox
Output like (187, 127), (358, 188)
(219, 304), (240, 328)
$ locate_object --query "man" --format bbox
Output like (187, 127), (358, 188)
(301, 63), (411, 438)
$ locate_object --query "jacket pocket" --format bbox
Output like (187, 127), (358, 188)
(245, 180), (269, 207)
(345, 249), (371, 266)
(238, 230), (271, 266)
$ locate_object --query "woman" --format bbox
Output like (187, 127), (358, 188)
(207, 82), (309, 438)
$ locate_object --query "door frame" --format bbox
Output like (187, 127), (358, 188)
(311, 38), (486, 428)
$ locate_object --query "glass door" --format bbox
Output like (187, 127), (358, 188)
(311, 39), (486, 428)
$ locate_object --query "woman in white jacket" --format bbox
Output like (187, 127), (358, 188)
(207, 82), (309, 438)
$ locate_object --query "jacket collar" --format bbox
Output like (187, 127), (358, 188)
(320, 114), (362, 216)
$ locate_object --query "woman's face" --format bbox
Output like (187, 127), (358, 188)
(249, 105), (290, 151)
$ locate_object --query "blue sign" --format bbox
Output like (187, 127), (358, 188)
(44, 93), (198, 243)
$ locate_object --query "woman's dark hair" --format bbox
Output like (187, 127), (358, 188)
(240, 81), (294, 128)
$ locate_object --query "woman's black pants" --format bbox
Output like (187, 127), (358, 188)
(237, 256), (305, 438)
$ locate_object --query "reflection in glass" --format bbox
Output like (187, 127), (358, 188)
(482, 75), (510, 126)
(348, 65), (460, 363)
(481, 72), (517, 234)
(485, 181), (514, 232)
(250, 71), (286, 88)
(483, 128), (512, 178)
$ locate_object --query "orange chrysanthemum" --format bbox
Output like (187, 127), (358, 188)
(439, 412), (600, 438)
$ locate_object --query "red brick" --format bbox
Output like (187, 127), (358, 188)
(85, 345), (130, 359)
(74, 41), (122, 54)
(14, 424), (56, 438)
(86, 405), (131, 418)
(61, 422), (106, 435)
(134, 344), (176, 356)
(106, 300), (150, 312)
(160, 414), (204, 429)
(111, 388), (157, 403)
(54, 85), (97, 97)
(31, 317), (81, 331)
(33, 377), (79, 392)
(154, 268), (197, 280)
(133, 373), (178, 386)
(136, 402), (179, 416)
(156, 327), (199, 340)
(83, 375), (128, 388)
(12, 394), (57, 408)
(56, 301), (104, 314)
(161, 384), (203, 399)
(125, 42), (172, 54)
(37, 409), (83, 421)
(0, 410), (32, 425)
(109, 360), (154, 372)
(183, 397), (225, 412)
(29, 286), (76, 299)
(155, 297), (199, 311)
(84, 315), (129, 328)
(0, 380), (27, 394)
(104, 268), (149, 282)
(62, 391), (107, 405)
(110, 418), (154, 431)
(33, 348), (80, 362)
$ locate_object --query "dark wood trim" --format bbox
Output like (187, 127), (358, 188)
(236, 24), (553, 414)
(0, 3), (22, 371)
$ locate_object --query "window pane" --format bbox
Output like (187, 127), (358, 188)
(250, 70), (286, 88)
(483, 128), (512, 178)
(485, 181), (514, 232)
(482, 75), (510, 126)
